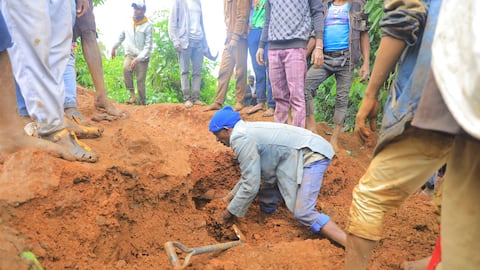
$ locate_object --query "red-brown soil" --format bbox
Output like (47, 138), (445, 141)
(0, 88), (439, 269)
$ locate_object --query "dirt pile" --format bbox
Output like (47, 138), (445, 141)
(0, 87), (439, 269)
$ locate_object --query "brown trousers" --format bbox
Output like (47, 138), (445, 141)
(213, 38), (248, 105)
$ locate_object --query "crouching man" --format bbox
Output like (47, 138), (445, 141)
(209, 106), (346, 246)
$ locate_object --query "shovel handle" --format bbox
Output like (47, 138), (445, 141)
(164, 225), (246, 269)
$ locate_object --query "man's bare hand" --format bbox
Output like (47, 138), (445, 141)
(256, 48), (265, 66)
(110, 48), (116, 59)
(311, 48), (324, 68)
(359, 63), (370, 82)
(75, 0), (89, 17)
(354, 96), (380, 144)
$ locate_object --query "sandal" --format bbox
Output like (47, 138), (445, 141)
(45, 129), (98, 163)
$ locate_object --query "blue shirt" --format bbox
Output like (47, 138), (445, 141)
(324, 3), (350, 52)
(226, 121), (334, 217)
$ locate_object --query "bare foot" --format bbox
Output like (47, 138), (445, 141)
(203, 103), (222, 112)
(233, 102), (244, 112)
(0, 130), (76, 162)
(94, 97), (126, 117)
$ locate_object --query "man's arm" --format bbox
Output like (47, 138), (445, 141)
(168, 0), (181, 51)
(227, 135), (262, 218)
(309, 0), (325, 68)
(354, 0), (427, 142)
(358, 31), (370, 82)
(110, 31), (125, 58)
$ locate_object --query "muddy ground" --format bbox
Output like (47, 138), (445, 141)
(0, 88), (439, 269)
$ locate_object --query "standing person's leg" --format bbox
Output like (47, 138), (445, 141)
(331, 58), (355, 152)
(0, 48), (75, 160)
(136, 59), (149, 105)
(205, 44), (236, 111)
(178, 43), (193, 105)
(345, 128), (452, 270)
(439, 135), (480, 270)
(4, 0), (68, 135)
(74, 0), (122, 116)
(123, 55), (136, 104)
(247, 29), (266, 114)
(264, 46), (276, 117)
(284, 48), (307, 128)
(190, 40), (204, 105)
(268, 49), (289, 124)
(233, 38), (248, 111)
(304, 65), (333, 133)
(63, 52), (78, 112)
(2, 0), (96, 162)
(294, 158), (346, 246)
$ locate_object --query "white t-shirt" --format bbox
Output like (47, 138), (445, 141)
(432, 0), (480, 139)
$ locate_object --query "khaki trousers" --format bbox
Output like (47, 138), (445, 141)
(347, 127), (452, 240)
(213, 38), (247, 105)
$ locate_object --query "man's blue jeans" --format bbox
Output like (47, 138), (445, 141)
(247, 28), (275, 109)
(16, 52), (77, 116)
(258, 158), (331, 232)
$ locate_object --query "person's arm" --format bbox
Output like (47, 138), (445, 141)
(358, 31), (370, 82)
(111, 31), (125, 58)
(168, 0), (182, 52)
(226, 134), (262, 218)
(309, 0), (325, 68)
(75, 0), (89, 17)
(354, 0), (428, 142)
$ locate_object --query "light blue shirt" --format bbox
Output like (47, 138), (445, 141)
(324, 3), (350, 52)
(227, 121), (334, 217)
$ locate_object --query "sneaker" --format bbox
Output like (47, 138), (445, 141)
(185, 100), (193, 108)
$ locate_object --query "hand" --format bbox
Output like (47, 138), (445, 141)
(359, 63), (370, 82)
(174, 43), (182, 52)
(110, 48), (116, 59)
(354, 96), (380, 144)
(311, 48), (324, 68)
(130, 58), (138, 69)
(216, 209), (234, 224)
(75, 0), (89, 17)
(256, 48), (265, 66)
(222, 193), (234, 203)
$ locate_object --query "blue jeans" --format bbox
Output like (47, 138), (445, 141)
(16, 52), (77, 116)
(247, 28), (275, 109)
(178, 39), (204, 102)
(258, 158), (331, 232)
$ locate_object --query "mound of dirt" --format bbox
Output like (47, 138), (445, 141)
(0, 87), (439, 269)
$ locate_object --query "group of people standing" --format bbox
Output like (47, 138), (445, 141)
(169, 0), (370, 152)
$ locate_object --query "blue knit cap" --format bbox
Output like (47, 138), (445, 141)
(208, 106), (241, 133)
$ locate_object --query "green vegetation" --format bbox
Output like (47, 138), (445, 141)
(77, 1), (389, 129)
